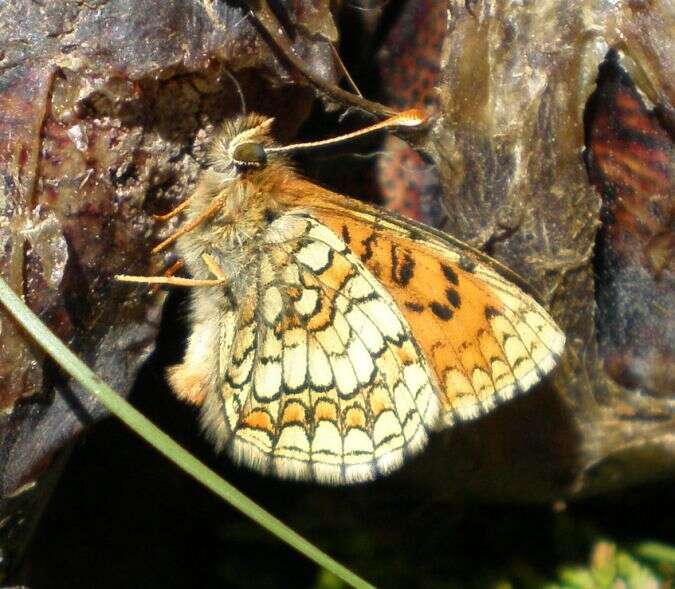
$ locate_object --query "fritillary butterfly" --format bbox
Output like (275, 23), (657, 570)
(117, 110), (565, 484)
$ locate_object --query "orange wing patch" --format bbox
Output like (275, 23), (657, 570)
(294, 184), (565, 425)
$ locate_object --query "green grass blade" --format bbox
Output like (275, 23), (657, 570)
(633, 541), (675, 566)
(0, 277), (375, 589)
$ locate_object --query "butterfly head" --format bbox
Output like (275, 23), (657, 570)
(209, 114), (279, 175)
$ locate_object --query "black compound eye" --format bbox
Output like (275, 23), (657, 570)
(232, 142), (267, 168)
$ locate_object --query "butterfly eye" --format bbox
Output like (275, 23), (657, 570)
(232, 142), (267, 168)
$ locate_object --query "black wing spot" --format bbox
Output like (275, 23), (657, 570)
(404, 301), (424, 313)
(391, 244), (415, 286)
(485, 305), (500, 319)
(360, 232), (377, 262)
(445, 287), (461, 308)
(441, 263), (459, 285)
(430, 301), (454, 321)
(341, 224), (351, 244)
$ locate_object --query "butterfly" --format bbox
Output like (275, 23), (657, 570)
(117, 109), (565, 484)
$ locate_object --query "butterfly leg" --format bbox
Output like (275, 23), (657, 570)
(201, 253), (227, 281)
(152, 196), (224, 254)
(153, 192), (196, 222)
(116, 254), (227, 287)
(115, 274), (224, 287)
(148, 259), (185, 295)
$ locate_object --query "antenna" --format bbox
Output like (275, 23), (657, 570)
(265, 109), (428, 156)
(222, 67), (247, 115)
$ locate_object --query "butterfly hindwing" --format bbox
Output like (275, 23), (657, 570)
(204, 213), (439, 484)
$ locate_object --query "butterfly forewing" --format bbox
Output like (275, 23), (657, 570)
(281, 179), (566, 427)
